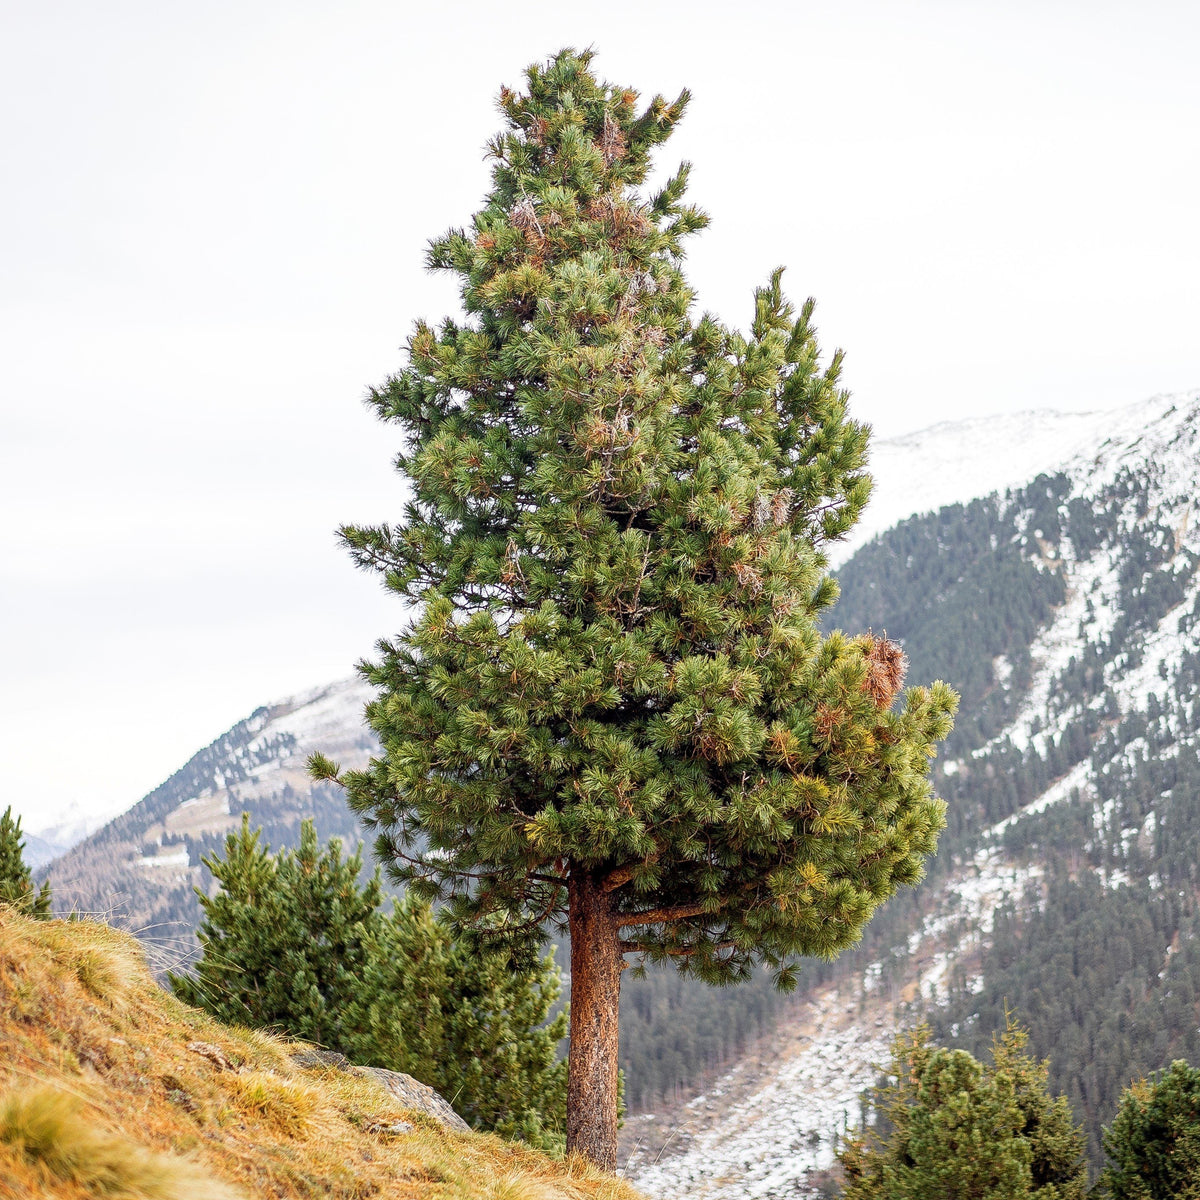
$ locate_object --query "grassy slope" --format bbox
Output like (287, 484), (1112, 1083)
(0, 909), (651, 1200)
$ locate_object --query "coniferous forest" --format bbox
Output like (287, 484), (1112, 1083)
(829, 461), (1200, 1173)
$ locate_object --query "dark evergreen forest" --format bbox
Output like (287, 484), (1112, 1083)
(833, 466), (1200, 1169)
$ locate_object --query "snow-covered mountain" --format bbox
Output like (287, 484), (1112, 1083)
(834, 390), (1197, 564)
(20, 831), (72, 871)
(624, 388), (1200, 1193)
(42, 678), (377, 969)
(23, 804), (127, 867)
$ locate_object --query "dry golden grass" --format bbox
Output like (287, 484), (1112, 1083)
(0, 910), (653, 1200)
(0, 1085), (240, 1199)
(225, 1072), (322, 1137)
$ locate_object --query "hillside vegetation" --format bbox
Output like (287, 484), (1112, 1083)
(0, 908), (649, 1200)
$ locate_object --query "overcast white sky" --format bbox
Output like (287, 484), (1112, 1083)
(2, 0), (1198, 835)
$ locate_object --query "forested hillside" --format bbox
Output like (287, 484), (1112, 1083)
(830, 393), (1200, 1169)
(625, 392), (1200, 1196)
(627, 395), (1199, 1119)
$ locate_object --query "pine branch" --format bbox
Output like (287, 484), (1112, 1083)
(615, 901), (713, 928)
(619, 939), (738, 958)
(481, 881), (566, 939)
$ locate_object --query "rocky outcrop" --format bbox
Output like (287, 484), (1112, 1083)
(290, 1049), (470, 1133)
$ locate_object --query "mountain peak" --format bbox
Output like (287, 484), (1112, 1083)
(833, 389), (1200, 565)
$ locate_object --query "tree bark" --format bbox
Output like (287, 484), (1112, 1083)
(566, 864), (623, 1170)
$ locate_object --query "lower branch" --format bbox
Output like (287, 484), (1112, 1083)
(616, 901), (712, 928)
(619, 938), (738, 958)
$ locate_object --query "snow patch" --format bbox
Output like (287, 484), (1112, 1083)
(989, 758), (1093, 838)
(139, 849), (190, 868)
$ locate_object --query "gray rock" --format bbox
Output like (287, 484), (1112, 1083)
(289, 1049), (470, 1133)
(290, 1048), (351, 1071)
(358, 1066), (471, 1133)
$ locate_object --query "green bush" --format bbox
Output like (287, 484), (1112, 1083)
(0, 807), (51, 918)
(169, 816), (566, 1149)
(1100, 1059), (1200, 1200)
(840, 1022), (1087, 1199)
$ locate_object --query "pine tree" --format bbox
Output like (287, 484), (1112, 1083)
(1101, 1060), (1200, 1199)
(0, 807), (52, 919)
(341, 897), (569, 1151)
(312, 48), (956, 1167)
(993, 1024), (1090, 1197)
(840, 1023), (1088, 1200)
(169, 815), (382, 1050)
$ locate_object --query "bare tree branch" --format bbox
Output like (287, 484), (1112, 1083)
(619, 939), (738, 958)
(615, 901), (711, 929)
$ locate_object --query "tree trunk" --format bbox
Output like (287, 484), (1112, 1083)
(566, 865), (623, 1170)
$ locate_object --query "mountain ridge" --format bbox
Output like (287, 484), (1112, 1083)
(832, 389), (1197, 564)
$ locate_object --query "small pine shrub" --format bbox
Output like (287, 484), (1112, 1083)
(1102, 1059), (1200, 1199)
(840, 1022), (1087, 1199)
(0, 807), (51, 919)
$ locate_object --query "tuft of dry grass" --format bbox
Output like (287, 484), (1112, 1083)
(226, 1072), (322, 1137)
(0, 908), (656, 1200)
(27, 917), (148, 1003)
(0, 1084), (240, 1199)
